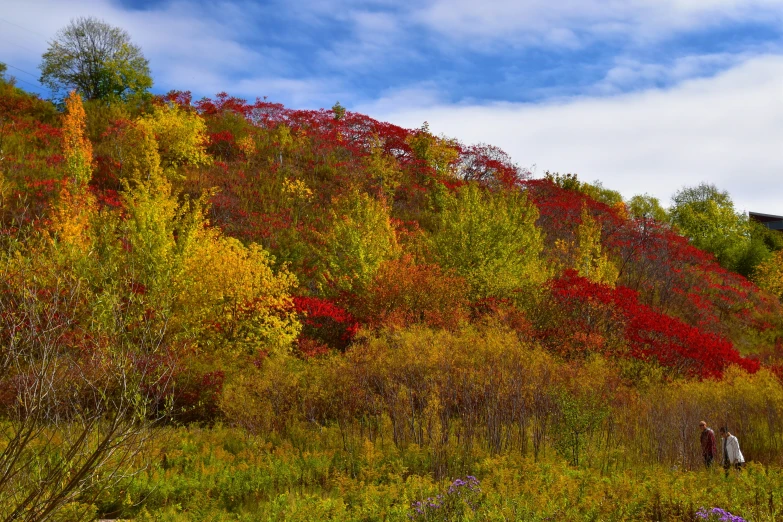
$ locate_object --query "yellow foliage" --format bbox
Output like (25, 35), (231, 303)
(181, 227), (300, 357)
(753, 248), (783, 300)
(0, 172), (10, 211)
(575, 206), (619, 285)
(429, 184), (546, 300)
(62, 91), (93, 187)
(138, 103), (211, 171)
(555, 205), (619, 285)
(318, 191), (400, 293)
(98, 119), (162, 183)
(50, 188), (98, 252)
(109, 179), (300, 356)
(406, 122), (459, 177)
(236, 135), (256, 156)
(283, 177), (314, 203)
(364, 134), (402, 198)
(98, 103), (209, 184)
(613, 200), (629, 221)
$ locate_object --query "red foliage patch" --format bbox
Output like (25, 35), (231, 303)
(293, 296), (359, 351)
(546, 270), (758, 378)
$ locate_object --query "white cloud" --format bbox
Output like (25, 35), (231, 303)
(316, 10), (415, 69)
(415, 0), (783, 49)
(355, 83), (445, 114)
(232, 76), (349, 108)
(589, 52), (751, 95)
(362, 54), (783, 214)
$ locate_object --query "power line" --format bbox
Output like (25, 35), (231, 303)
(0, 17), (49, 39)
(0, 17), (51, 97)
(0, 36), (39, 54)
(4, 74), (44, 92)
(3, 62), (39, 80)
(1, 58), (49, 95)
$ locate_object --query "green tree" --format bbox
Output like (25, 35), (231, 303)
(429, 184), (546, 300)
(331, 101), (346, 121)
(317, 191), (400, 293)
(733, 219), (779, 279)
(669, 183), (760, 274)
(407, 122), (460, 177)
(551, 390), (609, 467)
(581, 181), (623, 207)
(39, 17), (152, 101)
(627, 193), (668, 222)
(545, 171), (622, 207)
(574, 206), (619, 285)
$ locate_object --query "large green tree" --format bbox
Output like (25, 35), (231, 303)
(39, 17), (152, 101)
(669, 183), (768, 276)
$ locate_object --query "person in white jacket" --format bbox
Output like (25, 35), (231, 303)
(719, 427), (745, 474)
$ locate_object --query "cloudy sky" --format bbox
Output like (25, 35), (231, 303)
(2, 0), (782, 213)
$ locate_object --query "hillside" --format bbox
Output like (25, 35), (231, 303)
(3, 74), (783, 520)
(3, 82), (780, 371)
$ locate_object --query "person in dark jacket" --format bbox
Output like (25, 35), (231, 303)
(700, 420), (717, 468)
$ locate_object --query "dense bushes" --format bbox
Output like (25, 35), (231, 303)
(218, 326), (783, 475)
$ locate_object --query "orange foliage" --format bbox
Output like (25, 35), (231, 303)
(357, 255), (469, 329)
(50, 188), (97, 250)
(62, 91), (93, 187)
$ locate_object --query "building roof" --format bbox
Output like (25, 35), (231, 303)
(750, 212), (783, 230)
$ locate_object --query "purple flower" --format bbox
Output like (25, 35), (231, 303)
(409, 476), (483, 520)
(696, 507), (747, 522)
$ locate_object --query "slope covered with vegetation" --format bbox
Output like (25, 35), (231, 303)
(2, 60), (783, 520)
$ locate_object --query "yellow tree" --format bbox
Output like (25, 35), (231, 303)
(52, 91), (97, 252)
(137, 102), (211, 172)
(181, 229), (300, 358)
(574, 206), (619, 286)
(72, 176), (301, 360)
(317, 191), (400, 293)
(429, 184), (546, 300)
(97, 102), (209, 185)
(754, 249), (783, 300)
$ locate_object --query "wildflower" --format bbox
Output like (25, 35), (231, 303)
(408, 476), (483, 521)
(696, 507), (747, 522)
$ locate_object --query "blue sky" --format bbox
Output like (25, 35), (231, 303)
(2, 0), (783, 213)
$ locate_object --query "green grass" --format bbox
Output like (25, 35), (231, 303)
(89, 425), (783, 521)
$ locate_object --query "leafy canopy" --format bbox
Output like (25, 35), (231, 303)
(317, 191), (400, 293)
(429, 184), (546, 300)
(627, 193), (668, 222)
(40, 17), (152, 101)
(669, 183), (757, 274)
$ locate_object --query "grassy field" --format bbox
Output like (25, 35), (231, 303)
(80, 425), (779, 522)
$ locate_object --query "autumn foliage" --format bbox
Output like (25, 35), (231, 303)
(5, 64), (783, 521)
(2, 79), (780, 387)
(2, 76), (783, 446)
